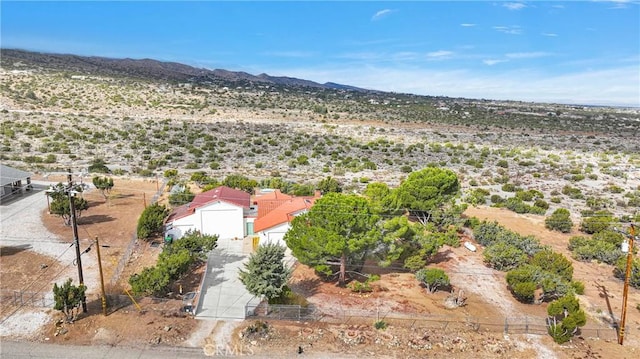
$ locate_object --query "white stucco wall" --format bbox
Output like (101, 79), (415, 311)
(166, 200), (245, 240)
(257, 222), (290, 247)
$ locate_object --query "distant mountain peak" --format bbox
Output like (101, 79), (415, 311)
(0, 48), (371, 93)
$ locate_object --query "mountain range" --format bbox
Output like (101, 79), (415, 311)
(0, 48), (370, 92)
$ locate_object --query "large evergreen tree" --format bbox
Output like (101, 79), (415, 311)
(238, 243), (291, 300)
(388, 167), (460, 225)
(284, 192), (380, 285)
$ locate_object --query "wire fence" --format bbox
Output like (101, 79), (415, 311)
(107, 178), (166, 286)
(245, 302), (620, 340)
(0, 290), (55, 308)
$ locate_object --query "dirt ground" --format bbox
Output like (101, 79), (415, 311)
(0, 176), (203, 346)
(2, 178), (640, 358)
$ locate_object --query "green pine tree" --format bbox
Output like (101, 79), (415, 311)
(238, 243), (291, 300)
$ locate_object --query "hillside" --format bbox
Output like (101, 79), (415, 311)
(1, 49), (639, 357)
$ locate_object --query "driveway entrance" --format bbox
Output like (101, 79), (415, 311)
(195, 237), (257, 319)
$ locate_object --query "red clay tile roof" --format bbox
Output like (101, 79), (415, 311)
(254, 189), (294, 218)
(166, 186), (250, 222)
(253, 196), (318, 233)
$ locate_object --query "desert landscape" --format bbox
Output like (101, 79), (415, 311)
(1, 50), (639, 358)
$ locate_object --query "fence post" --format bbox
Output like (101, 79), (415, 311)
(525, 316), (528, 334)
(504, 317), (509, 334)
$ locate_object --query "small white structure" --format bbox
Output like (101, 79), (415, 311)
(165, 186), (251, 240)
(464, 241), (477, 252)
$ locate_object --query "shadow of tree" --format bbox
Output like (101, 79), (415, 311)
(0, 244), (33, 257)
(77, 214), (115, 225)
(289, 276), (322, 297)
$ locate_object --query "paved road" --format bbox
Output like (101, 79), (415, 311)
(0, 340), (356, 359)
(195, 237), (259, 319)
(0, 340), (211, 358)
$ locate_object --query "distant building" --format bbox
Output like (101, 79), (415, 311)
(0, 164), (33, 199)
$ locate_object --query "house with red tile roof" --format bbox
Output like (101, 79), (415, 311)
(253, 193), (320, 250)
(253, 189), (294, 218)
(165, 185), (252, 240)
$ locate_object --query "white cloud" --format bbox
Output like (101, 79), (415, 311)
(542, 32), (558, 37)
(505, 51), (550, 59)
(503, 2), (527, 10)
(483, 59), (509, 66)
(460, 23), (476, 27)
(427, 50), (454, 58)
(261, 63), (639, 106)
(493, 26), (522, 35)
(372, 9), (394, 21)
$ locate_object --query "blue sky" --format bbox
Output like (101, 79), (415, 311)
(2, 1), (639, 106)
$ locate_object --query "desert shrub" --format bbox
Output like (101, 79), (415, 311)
(505, 197), (531, 214)
(483, 241), (528, 271)
(529, 205), (548, 215)
(568, 236), (623, 265)
(502, 183), (518, 192)
(374, 320), (388, 330)
(534, 199), (549, 210)
(571, 281), (585, 295)
(614, 257), (640, 289)
(136, 203), (169, 240)
(473, 221), (505, 247)
(129, 231), (217, 296)
(545, 208), (573, 233)
(506, 265), (540, 303)
(580, 210), (614, 234)
(547, 295), (587, 344)
(530, 250), (573, 282)
(465, 188), (490, 205)
(562, 185), (583, 199)
(490, 194), (505, 204)
(88, 158), (110, 173)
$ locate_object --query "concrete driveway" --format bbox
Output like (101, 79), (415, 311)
(195, 236), (259, 320)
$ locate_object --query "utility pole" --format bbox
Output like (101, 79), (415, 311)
(95, 237), (108, 316)
(68, 170), (87, 313)
(618, 224), (636, 345)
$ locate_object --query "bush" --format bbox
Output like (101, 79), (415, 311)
(547, 295), (587, 344)
(136, 203), (169, 240)
(374, 320), (388, 330)
(88, 158), (110, 173)
(530, 250), (573, 282)
(415, 268), (450, 293)
(483, 241), (528, 271)
(614, 257), (640, 289)
(580, 210), (614, 234)
(506, 265), (540, 303)
(571, 281), (585, 295)
(505, 197), (531, 214)
(129, 230), (217, 296)
(569, 236), (623, 265)
(545, 208), (573, 233)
